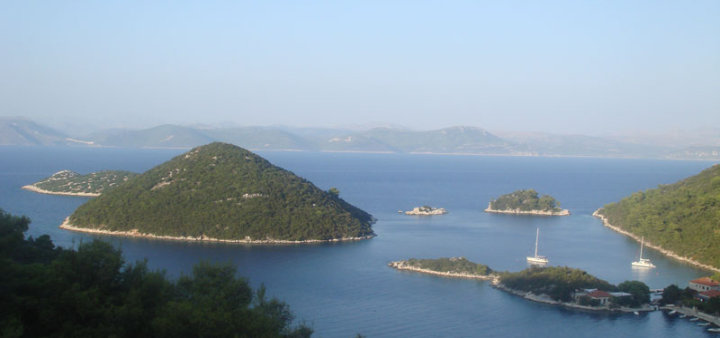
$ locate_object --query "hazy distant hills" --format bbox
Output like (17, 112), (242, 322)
(0, 117), (77, 146)
(1, 117), (718, 160)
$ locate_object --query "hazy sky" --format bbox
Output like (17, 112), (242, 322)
(1, 1), (718, 134)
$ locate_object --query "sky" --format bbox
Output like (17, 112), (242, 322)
(1, 1), (718, 134)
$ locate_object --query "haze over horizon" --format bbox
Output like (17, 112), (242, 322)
(2, 1), (718, 135)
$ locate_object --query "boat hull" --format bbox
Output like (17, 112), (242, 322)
(526, 256), (548, 265)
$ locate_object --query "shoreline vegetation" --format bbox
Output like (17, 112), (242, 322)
(593, 210), (720, 273)
(22, 184), (100, 197)
(60, 218), (375, 245)
(22, 170), (138, 197)
(389, 258), (654, 314)
(485, 189), (569, 216)
(1, 208), (313, 337)
(388, 260), (498, 281)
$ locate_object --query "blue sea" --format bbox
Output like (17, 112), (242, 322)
(1, 146), (718, 337)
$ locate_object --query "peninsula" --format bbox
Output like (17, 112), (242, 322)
(23, 170), (137, 197)
(485, 189), (569, 216)
(64, 142), (376, 243)
(594, 164), (720, 271)
(390, 258), (653, 313)
(404, 206), (448, 216)
(389, 257), (495, 280)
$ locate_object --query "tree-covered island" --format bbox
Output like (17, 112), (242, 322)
(22, 170), (138, 197)
(389, 257), (494, 279)
(485, 189), (569, 216)
(63, 142), (376, 243)
(594, 164), (720, 271)
(390, 258), (653, 312)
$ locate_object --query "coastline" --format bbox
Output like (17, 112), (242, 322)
(22, 185), (100, 197)
(492, 283), (655, 313)
(484, 206), (570, 216)
(661, 305), (720, 326)
(389, 260), (654, 314)
(59, 218), (375, 245)
(388, 261), (498, 281)
(593, 209), (720, 273)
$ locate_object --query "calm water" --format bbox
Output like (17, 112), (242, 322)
(1, 146), (718, 337)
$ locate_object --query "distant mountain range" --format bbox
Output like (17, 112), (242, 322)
(1, 117), (719, 160)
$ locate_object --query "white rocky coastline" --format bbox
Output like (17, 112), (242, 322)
(60, 218), (375, 245)
(593, 210), (720, 272)
(404, 206), (448, 215)
(484, 203), (570, 216)
(388, 260), (497, 281)
(22, 185), (100, 197)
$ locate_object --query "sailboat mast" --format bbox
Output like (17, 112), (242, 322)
(639, 236), (644, 259)
(535, 228), (539, 257)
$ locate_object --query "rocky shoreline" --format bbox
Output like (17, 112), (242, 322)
(60, 218), (375, 245)
(404, 206), (448, 216)
(388, 260), (498, 281)
(593, 209), (720, 272)
(389, 260), (654, 314)
(22, 185), (100, 197)
(484, 205), (570, 216)
(492, 283), (655, 313)
(661, 305), (720, 326)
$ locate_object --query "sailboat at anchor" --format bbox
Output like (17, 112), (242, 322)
(526, 227), (548, 265)
(631, 236), (655, 269)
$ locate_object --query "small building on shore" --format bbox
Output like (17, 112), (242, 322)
(689, 277), (720, 292)
(696, 290), (720, 302)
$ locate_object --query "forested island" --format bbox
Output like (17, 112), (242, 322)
(0, 209), (312, 337)
(485, 189), (569, 216)
(389, 257), (494, 280)
(22, 170), (138, 197)
(595, 164), (720, 271)
(390, 258), (653, 312)
(64, 142), (375, 243)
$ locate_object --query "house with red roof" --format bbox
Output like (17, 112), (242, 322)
(689, 277), (720, 292)
(586, 290), (612, 305)
(696, 290), (720, 302)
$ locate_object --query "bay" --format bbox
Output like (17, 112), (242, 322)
(0, 146), (716, 337)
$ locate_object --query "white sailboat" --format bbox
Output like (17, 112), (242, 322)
(631, 236), (655, 268)
(526, 228), (548, 265)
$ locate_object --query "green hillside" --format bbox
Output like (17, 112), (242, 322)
(596, 164), (720, 269)
(28, 170), (138, 195)
(69, 142), (375, 241)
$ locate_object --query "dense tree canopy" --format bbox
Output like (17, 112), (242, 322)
(404, 257), (492, 276)
(0, 209), (312, 337)
(616, 280), (650, 307)
(597, 164), (720, 269)
(70, 142), (375, 241)
(499, 266), (617, 302)
(30, 170), (138, 195)
(489, 189), (562, 212)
